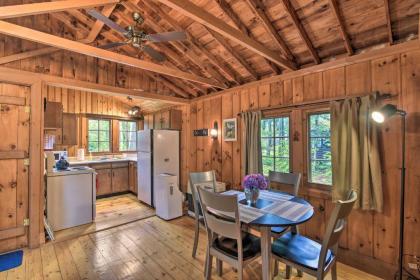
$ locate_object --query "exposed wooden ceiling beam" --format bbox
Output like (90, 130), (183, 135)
(155, 0), (297, 70)
(328, 0), (353, 55)
(0, 20), (225, 89)
(213, 0), (281, 75)
(244, 0), (294, 61)
(141, 0), (242, 85)
(0, 4), (117, 65)
(280, 0), (320, 64)
(205, 27), (259, 80)
(384, 0), (393, 44)
(0, 0), (118, 19)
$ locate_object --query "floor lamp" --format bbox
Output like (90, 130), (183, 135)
(371, 104), (411, 280)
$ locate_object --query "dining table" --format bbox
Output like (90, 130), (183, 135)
(221, 189), (315, 280)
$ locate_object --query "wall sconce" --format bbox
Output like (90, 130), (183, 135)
(210, 121), (218, 139)
(128, 106), (140, 116)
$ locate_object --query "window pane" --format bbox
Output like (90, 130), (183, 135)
(88, 131), (98, 142)
(310, 160), (332, 185)
(261, 119), (274, 137)
(309, 113), (332, 185)
(119, 121), (127, 131)
(128, 122), (137, 131)
(261, 138), (274, 157)
(127, 131), (136, 142)
(88, 142), (98, 152)
(262, 157), (274, 176)
(99, 130), (109, 142)
(274, 138), (289, 158)
(309, 114), (330, 137)
(99, 141), (110, 152)
(128, 141), (136, 150)
(99, 120), (109, 130)
(260, 116), (290, 175)
(88, 120), (98, 130)
(275, 117), (289, 137)
(275, 158), (289, 173)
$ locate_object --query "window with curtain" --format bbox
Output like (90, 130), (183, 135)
(308, 113), (332, 185)
(260, 116), (290, 176)
(88, 119), (111, 152)
(119, 121), (137, 151)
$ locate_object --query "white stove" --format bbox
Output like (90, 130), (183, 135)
(46, 166), (96, 231)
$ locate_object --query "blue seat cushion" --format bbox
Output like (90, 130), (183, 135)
(213, 233), (260, 260)
(272, 232), (333, 270)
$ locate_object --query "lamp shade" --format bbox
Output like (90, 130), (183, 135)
(371, 104), (399, 123)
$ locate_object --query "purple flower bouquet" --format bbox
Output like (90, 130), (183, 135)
(242, 174), (268, 204)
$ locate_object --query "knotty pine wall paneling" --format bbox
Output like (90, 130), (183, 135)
(183, 49), (420, 278)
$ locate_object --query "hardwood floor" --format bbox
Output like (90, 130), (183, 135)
(53, 194), (155, 242)
(0, 215), (381, 280)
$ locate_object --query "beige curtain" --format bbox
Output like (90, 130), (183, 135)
(241, 111), (262, 176)
(331, 95), (383, 212)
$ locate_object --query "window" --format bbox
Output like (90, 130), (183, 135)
(308, 113), (332, 185)
(119, 121), (137, 151)
(260, 116), (290, 176)
(88, 119), (111, 152)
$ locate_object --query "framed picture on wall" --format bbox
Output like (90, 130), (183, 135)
(223, 118), (237, 141)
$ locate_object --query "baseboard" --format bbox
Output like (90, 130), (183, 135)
(338, 248), (397, 280)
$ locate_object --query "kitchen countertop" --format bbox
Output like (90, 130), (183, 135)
(68, 156), (137, 165)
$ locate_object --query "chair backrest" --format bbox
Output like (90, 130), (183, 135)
(268, 171), (301, 196)
(318, 191), (357, 270)
(197, 187), (242, 244)
(189, 171), (217, 215)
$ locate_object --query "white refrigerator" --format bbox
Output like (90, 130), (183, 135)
(137, 129), (180, 207)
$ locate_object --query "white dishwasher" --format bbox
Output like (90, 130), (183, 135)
(46, 167), (96, 231)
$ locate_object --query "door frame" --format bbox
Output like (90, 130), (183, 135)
(0, 69), (44, 249)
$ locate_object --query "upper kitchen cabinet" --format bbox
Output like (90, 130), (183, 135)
(62, 113), (78, 146)
(44, 101), (63, 129)
(153, 109), (182, 130)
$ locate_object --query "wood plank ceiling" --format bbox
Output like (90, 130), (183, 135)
(0, 0), (419, 101)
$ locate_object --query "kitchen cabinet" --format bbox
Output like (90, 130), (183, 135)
(128, 162), (138, 194)
(153, 109), (182, 130)
(44, 101), (63, 129)
(111, 162), (129, 193)
(96, 168), (112, 196)
(62, 113), (78, 145)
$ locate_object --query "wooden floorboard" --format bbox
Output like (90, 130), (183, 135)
(0, 215), (382, 279)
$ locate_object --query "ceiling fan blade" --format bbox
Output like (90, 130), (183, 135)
(145, 31), (187, 42)
(142, 45), (166, 62)
(86, 9), (127, 35)
(98, 42), (128, 49)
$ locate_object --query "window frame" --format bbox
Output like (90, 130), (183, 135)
(118, 120), (137, 152)
(305, 110), (332, 188)
(260, 113), (292, 176)
(87, 118), (112, 153)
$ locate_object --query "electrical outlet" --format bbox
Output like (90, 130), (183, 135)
(408, 263), (418, 270)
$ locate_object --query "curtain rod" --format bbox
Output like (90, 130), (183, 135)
(236, 92), (395, 116)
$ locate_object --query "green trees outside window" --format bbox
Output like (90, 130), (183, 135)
(119, 121), (137, 151)
(88, 119), (110, 152)
(260, 117), (290, 176)
(308, 113), (332, 185)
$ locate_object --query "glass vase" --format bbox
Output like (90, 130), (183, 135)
(244, 188), (259, 205)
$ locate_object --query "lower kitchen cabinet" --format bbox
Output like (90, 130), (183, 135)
(128, 162), (138, 194)
(112, 166), (129, 193)
(96, 168), (112, 196)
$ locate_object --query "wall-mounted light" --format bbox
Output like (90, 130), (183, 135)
(128, 106), (140, 116)
(210, 121), (218, 139)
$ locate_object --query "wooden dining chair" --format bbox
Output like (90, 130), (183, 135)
(271, 191), (357, 280)
(197, 187), (261, 280)
(189, 171), (217, 258)
(268, 170), (302, 235)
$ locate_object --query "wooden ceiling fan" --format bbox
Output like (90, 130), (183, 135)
(87, 9), (187, 62)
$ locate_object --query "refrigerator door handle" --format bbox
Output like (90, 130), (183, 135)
(164, 158), (170, 162)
